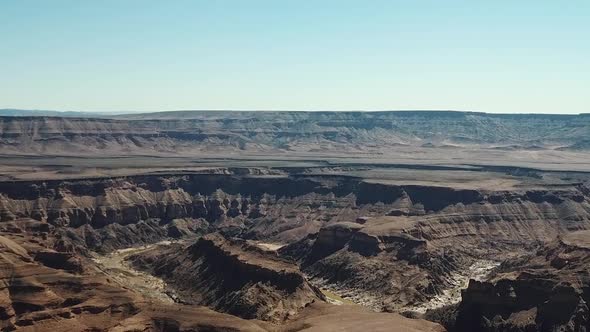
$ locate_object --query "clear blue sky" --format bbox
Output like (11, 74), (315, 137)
(1, 1), (588, 113)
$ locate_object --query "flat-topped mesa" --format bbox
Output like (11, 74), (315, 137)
(1, 112), (590, 155)
(188, 234), (311, 293)
(297, 222), (428, 266)
(128, 233), (325, 323)
(300, 222), (364, 266)
(455, 231), (590, 332)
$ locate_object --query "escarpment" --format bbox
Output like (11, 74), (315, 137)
(0, 216), (440, 331)
(128, 233), (325, 322)
(2, 112), (590, 156)
(0, 231), (447, 332)
(277, 183), (590, 312)
(1, 175), (587, 248)
(0, 171), (589, 331)
(454, 230), (590, 332)
(5, 111), (590, 331)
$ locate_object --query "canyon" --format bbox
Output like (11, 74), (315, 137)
(1, 111), (589, 331)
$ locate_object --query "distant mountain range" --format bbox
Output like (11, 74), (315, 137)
(0, 109), (589, 155)
(0, 109), (108, 117)
(2, 108), (588, 119)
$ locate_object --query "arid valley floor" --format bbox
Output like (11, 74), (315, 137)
(1, 110), (590, 331)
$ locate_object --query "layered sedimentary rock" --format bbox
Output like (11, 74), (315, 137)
(0, 219), (273, 332)
(0, 174), (588, 312)
(1, 175), (588, 247)
(280, 184), (590, 312)
(454, 230), (590, 332)
(1, 112), (590, 156)
(280, 221), (458, 311)
(5, 111), (590, 331)
(0, 172), (589, 331)
(0, 217), (444, 331)
(0, 233), (139, 331)
(128, 233), (325, 322)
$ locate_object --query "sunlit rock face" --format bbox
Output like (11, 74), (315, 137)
(0, 171), (589, 331)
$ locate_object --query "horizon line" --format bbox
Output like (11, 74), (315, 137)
(1, 108), (588, 116)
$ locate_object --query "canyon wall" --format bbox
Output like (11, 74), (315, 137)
(455, 230), (590, 331)
(128, 233), (325, 322)
(1, 174), (589, 317)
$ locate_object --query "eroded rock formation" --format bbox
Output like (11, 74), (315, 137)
(0, 171), (589, 331)
(0, 218), (441, 331)
(0, 219), (272, 332)
(454, 230), (590, 332)
(128, 233), (325, 322)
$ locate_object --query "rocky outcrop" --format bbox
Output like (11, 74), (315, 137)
(279, 182), (590, 313)
(455, 230), (590, 332)
(281, 221), (450, 311)
(1, 175), (588, 249)
(129, 233), (325, 323)
(0, 222), (276, 331)
(1, 172), (589, 328)
(301, 222), (364, 266)
(0, 231), (140, 331)
(33, 250), (83, 273)
(0, 218), (442, 331)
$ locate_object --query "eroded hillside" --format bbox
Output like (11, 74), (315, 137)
(0, 168), (588, 331)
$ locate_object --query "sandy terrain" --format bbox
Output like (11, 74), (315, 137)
(92, 240), (179, 304)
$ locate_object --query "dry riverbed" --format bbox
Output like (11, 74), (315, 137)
(404, 260), (500, 314)
(310, 260), (499, 312)
(91, 239), (498, 316)
(91, 240), (178, 304)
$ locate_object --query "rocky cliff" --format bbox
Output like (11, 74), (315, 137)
(454, 230), (590, 332)
(0, 219), (273, 332)
(128, 233), (325, 322)
(0, 211), (443, 331)
(279, 184), (590, 312)
(0, 172), (589, 330)
(1, 175), (587, 253)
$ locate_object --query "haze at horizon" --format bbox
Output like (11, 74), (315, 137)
(1, 1), (588, 114)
